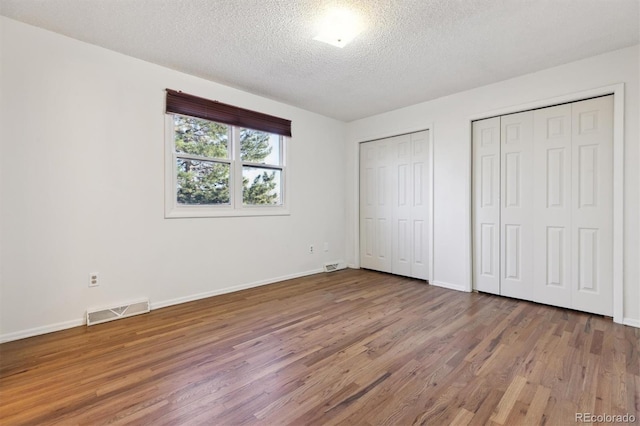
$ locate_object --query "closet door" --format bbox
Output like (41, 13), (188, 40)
(474, 95), (613, 316)
(391, 131), (429, 279)
(571, 96), (613, 316)
(360, 131), (430, 280)
(392, 135), (413, 277)
(533, 104), (573, 309)
(500, 112), (534, 300)
(472, 118), (501, 294)
(360, 139), (392, 273)
(409, 131), (429, 280)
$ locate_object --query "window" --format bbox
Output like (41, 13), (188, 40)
(165, 90), (291, 218)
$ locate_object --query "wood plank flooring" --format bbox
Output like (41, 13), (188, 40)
(1, 269), (638, 425)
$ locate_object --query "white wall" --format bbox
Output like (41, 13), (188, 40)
(0, 18), (347, 341)
(346, 45), (640, 326)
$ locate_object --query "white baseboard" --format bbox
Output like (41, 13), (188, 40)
(0, 268), (324, 344)
(622, 317), (640, 328)
(6, 268), (630, 343)
(347, 263), (358, 269)
(0, 318), (85, 344)
(150, 268), (323, 310)
(430, 280), (470, 292)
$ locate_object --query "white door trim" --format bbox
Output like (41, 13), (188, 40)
(353, 124), (434, 283)
(467, 83), (625, 324)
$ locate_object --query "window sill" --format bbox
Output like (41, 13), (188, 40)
(165, 205), (290, 219)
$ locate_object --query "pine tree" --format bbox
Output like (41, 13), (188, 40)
(175, 116), (230, 204)
(240, 128), (279, 205)
(243, 171), (278, 205)
(174, 116), (279, 205)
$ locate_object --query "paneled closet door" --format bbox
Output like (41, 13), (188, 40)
(533, 104), (573, 308)
(360, 139), (392, 273)
(391, 131), (429, 279)
(361, 131), (430, 280)
(409, 131), (429, 280)
(500, 112), (534, 300)
(474, 95), (613, 316)
(472, 117), (501, 295)
(571, 96), (613, 316)
(392, 134), (413, 278)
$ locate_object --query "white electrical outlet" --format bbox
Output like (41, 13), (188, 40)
(89, 272), (99, 287)
(309, 244), (314, 254)
(324, 242), (329, 252)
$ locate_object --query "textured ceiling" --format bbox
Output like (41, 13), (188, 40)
(1, 0), (638, 121)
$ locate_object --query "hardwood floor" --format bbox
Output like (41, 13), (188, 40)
(1, 269), (638, 425)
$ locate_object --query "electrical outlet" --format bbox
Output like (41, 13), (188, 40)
(89, 272), (99, 287)
(309, 244), (314, 254)
(324, 242), (329, 252)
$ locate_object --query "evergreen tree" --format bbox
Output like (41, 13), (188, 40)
(174, 116), (279, 205)
(240, 128), (279, 205)
(240, 128), (271, 162)
(243, 171), (278, 205)
(175, 116), (230, 204)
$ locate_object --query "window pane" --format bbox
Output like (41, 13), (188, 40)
(242, 167), (282, 205)
(174, 115), (228, 159)
(240, 128), (280, 165)
(177, 159), (230, 205)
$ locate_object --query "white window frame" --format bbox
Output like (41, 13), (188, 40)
(164, 114), (290, 218)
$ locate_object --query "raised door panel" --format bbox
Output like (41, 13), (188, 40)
(504, 224), (521, 280)
(481, 156), (497, 207)
(473, 118), (501, 294)
(377, 217), (389, 262)
(500, 112), (533, 300)
(412, 219), (426, 277)
(480, 224), (497, 277)
(571, 96), (613, 315)
(363, 218), (374, 258)
(546, 227), (566, 287)
(532, 104), (572, 308)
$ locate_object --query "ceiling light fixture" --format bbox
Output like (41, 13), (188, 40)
(313, 7), (363, 48)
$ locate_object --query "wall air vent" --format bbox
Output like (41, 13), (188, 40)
(324, 262), (346, 273)
(86, 299), (150, 326)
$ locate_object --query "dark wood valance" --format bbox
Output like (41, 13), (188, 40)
(166, 89), (292, 137)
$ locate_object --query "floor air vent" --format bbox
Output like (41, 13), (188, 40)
(87, 299), (150, 326)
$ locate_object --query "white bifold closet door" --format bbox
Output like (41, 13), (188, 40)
(500, 111), (535, 301)
(472, 96), (613, 316)
(360, 131), (429, 280)
(472, 117), (501, 294)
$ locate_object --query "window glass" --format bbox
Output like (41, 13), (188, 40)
(240, 128), (280, 165)
(175, 115), (229, 159)
(177, 159), (230, 205)
(242, 167), (282, 205)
